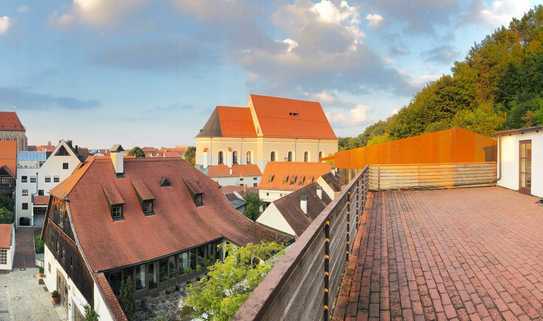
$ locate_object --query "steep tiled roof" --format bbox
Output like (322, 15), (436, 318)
(0, 224), (12, 249)
(207, 164), (262, 178)
(0, 141), (17, 175)
(320, 172), (342, 192)
(250, 94), (336, 139)
(0, 112), (25, 132)
(259, 162), (332, 191)
(273, 183), (332, 236)
(50, 157), (287, 272)
(32, 195), (50, 206)
(197, 107), (257, 138)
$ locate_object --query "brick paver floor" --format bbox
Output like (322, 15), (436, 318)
(334, 187), (543, 321)
(13, 228), (36, 269)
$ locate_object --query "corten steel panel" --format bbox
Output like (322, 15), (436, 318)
(332, 128), (496, 169)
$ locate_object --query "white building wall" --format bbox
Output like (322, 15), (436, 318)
(259, 189), (292, 203)
(256, 203), (296, 236)
(212, 176), (261, 187)
(0, 225), (15, 271)
(93, 283), (115, 321)
(497, 132), (543, 197)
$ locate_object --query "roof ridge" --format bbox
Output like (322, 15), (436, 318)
(53, 156), (97, 199)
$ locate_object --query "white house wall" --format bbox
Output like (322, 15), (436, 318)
(498, 132), (543, 197)
(259, 189), (292, 203)
(211, 176), (261, 187)
(256, 203), (296, 236)
(0, 225), (15, 271)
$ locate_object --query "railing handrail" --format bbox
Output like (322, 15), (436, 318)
(233, 166), (369, 321)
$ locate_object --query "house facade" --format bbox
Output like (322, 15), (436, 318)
(16, 141), (83, 227)
(0, 140), (18, 199)
(258, 162), (332, 203)
(42, 146), (287, 321)
(206, 164), (261, 187)
(196, 95), (338, 171)
(0, 224), (15, 271)
(496, 126), (543, 197)
(0, 112), (27, 150)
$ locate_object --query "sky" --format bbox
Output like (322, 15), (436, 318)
(0, 0), (542, 148)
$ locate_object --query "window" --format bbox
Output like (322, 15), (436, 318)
(147, 263), (158, 289)
(218, 151), (224, 165)
(22, 203), (28, 210)
(30, 176), (36, 183)
(142, 200), (154, 216)
(270, 151), (276, 162)
(287, 151), (293, 162)
(246, 151), (252, 164)
(53, 176), (60, 183)
(253, 183), (257, 187)
(38, 190), (44, 196)
(232, 151), (238, 165)
(319, 151), (323, 161)
(111, 205), (123, 221)
(194, 193), (203, 207)
(178, 252), (190, 274)
(304, 151), (309, 162)
(0, 249), (6, 265)
(45, 177), (51, 183)
(135, 265), (146, 290)
(159, 258), (169, 282)
(21, 176), (28, 183)
(168, 256), (177, 278)
(62, 162), (69, 170)
(22, 189), (28, 196)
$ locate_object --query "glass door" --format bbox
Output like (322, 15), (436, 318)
(519, 140), (532, 194)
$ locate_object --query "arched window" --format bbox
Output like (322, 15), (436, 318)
(246, 151), (252, 164)
(218, 151), (224, 164)
(287, 151), (293, 162)
(232, 151), (238, 165)
(319, 151), (323, 161)
(304, 151), (309, 162)
(270, 151), (276, 162)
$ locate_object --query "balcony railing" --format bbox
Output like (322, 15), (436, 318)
(233, 166), (370, 321)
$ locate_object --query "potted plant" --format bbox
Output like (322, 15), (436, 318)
(37, 266), (44, 279)
(52, 290), (60, 305)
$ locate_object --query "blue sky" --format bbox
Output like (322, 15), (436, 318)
(0, 0), (542, 148)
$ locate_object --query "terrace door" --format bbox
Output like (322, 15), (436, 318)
(519, 140), (532, 195)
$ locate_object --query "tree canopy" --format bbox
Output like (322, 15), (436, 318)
(340, 5), (543, 150)
(127, 146), (145, 158)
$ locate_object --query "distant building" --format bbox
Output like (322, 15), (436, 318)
(0, 112), (27, 150)
(206, 164), (261, 187)
(257, 174), (342, 237)
(0, 224), (14, 271)
(15, 140), (84, 227)
(159, 146), (186, 158)
(258, 162), (332, 203)
(42, 146), (287, 321)
(0, 141), (18, 199)
(196, 94), (338, 171)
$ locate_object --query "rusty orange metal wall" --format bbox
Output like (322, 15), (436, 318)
(331, 128), (496, 169)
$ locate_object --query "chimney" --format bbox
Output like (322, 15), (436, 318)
(316, 186), (323, 200)
(300, 193), (308, 215)
(110, 144), (125, 176)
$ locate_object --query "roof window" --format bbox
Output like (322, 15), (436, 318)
(160, 177), (171, 187)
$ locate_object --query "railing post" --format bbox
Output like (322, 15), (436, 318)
(323, 219), (331, 321)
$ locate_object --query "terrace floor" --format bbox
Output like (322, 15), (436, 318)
(333, 187), (543, 321)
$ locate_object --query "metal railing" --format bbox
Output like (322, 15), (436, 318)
(233, 166), (370, 321)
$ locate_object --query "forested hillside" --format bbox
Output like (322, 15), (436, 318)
(340, 6), (543, 150)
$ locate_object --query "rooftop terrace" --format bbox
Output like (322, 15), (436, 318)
(334, 187), (543, 321)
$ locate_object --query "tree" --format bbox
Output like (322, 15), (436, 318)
(119, 279), (136, 320)
(452, 103), (506, 136)
(366, 134), (391, 146)
(184, 146), (196, 166)
(243, 192), (263, 221)
(84, 305), (99, 321)
(0, 207), (13, 224)
(183, 242), (285, 321)
(127, 147), (145, 158)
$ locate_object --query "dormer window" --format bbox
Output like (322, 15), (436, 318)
(111, 205), (123, 221)
(184, 179), (204, 207)
(160, 177), (171, 187)
(194, 193), (203, 207)
(142, 200), (154, 215)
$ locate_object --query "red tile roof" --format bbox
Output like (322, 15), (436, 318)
(0, 224), (12, 249)
(207, 164), (262, 178)
(50, 157), (287, 272)
(0, 112), (25, 132)
(0, 141), (17, 175)
(32, 195), (50, 206)
(250, 94), (336, 139)
(259, 162), (332, 191)
(217, 107), (257, 138)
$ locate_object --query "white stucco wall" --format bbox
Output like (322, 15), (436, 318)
(497, 132), (543, 197)
(259, 189), (292, 203)
(256, 203), (296, 236)
(211, 175), (261, 187)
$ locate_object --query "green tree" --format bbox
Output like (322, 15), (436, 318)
(183, 242), (285, 321)
(0, 207), (13, 224)
(84, 305), (99, 321)
(243, 192), (263, 221)
(127, 147), (145, 158)
(184, 146), (196, 166)
(452, 103), (506, 136)
(366, 134), (391, 146)
(119, 279), (136, 320)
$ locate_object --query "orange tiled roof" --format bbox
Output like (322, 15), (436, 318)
(33, 195), (50, 206)
(218, 107), (257, 138)
(0, 112), (25, 132)
(259, 162), (332, 191)
(0, 224), (12, 249)
(207, 164), (262, 178)
(250, 94), (336, 140)
(0, 141), (17, 175)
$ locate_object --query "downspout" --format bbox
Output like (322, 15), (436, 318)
(496, 135), (502, 183)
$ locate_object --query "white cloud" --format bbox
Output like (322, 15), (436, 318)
(52, 0), (148, 26)
(0, 16), (11, 35)
(283, 38), (299, 53)
(310, 0), (364, 44)
(327, 104), (369, 128)
(478, 0), (531, 27)
(366, 13), (383, 27)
